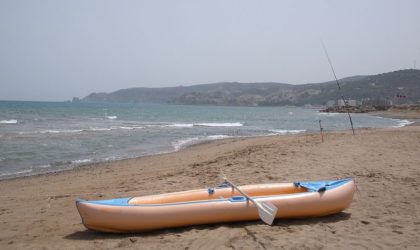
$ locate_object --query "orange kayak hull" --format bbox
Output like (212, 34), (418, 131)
(76, 178), (354, 233)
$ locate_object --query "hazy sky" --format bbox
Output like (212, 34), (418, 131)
(1, 0), (419, 101)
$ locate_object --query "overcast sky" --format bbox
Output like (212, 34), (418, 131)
(0, 0), (419, 101)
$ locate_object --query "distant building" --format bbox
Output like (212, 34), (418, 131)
(337, 100), (345, 107)
(347, 99), (357, 107)
(336, 99), (357, 107)
(326, 100), (336, 107)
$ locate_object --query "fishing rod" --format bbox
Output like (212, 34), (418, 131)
(322, 42), (355, 135)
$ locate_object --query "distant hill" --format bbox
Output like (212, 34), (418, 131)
(81, 69), (420, 106)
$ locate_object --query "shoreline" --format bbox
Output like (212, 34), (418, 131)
(1, 110), (417, 181)
(369, 110), (420, 126)
(0, 109), (419, 249)
(0, 131), (308, 182)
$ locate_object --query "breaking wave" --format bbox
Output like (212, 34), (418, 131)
(17, 126), (144, 135)
(269, 129), (306, 135)
(0, 168), (33, 177)
(172, 135), (232, 150)
(164, 122), (243, 128)
(72, 159), (92, 164)
(163, 123), (194, 128)
(119, 126), (144, 130)
(392, 119), (414, 128)
(0, 119), (18, 124)
(318, 112), (340, 116)
(195, 122), (243, 127)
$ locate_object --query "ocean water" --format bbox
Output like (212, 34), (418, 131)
(0, 101), (411, 179)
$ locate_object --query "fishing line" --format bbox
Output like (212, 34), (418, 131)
(321, 41), (356, 135)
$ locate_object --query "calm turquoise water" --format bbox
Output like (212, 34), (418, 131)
(0, 101), (410, 179)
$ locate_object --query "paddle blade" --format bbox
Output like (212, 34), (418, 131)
(257, 201), (278, 225)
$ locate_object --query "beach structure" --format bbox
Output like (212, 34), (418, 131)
(337, 99), (357, 107)
(362, 98), (392, 107)
(76, 178), (355, 233)
(326, 100), (336, 107)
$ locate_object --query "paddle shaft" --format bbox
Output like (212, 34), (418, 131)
(221, 176), (278, 225)
(223, 178), (261, 209)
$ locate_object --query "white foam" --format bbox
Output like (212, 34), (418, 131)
(163, 123), (194, 128)
(19, 128), (104, 135)
(205, 135), (231, 140)
(107, 116), (117, 120)
(89, 127), (112, 132)
(72, 159), (92, 164)
(172, 137), (199, 150)
(38, 164), (52, 168)
(159, 122), (243, 128)
(269, 129), (306, 135)
(18, 126), (120, 135)
(0, 168), (33, 177)
(173, 135), (232, 150)
(392, 119), (414, 128)
(318, 112), (340, 116)
(119, 126), (144, 130)
(40, 130), (61, 134)
(0, 119), (18, 124)
(39, 129), (84, 134)
(194, 122), (243, 127)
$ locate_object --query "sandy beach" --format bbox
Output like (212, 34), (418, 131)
(1, 110), (419, 249)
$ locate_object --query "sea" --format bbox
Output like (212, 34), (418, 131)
(0, 101), (412, 179)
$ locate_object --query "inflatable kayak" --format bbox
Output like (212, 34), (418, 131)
(76, 178), (354, 233)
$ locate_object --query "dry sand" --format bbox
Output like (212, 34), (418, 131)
(1, 111), (419, 249)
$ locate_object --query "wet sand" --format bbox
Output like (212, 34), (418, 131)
(0, 111), (419, 249)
